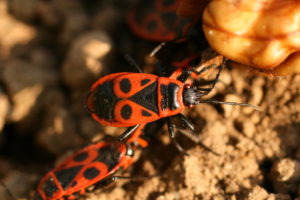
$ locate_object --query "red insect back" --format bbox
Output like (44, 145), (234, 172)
(127, 0), (193, 42)
(35, 140), (133, 200)
(86, 72), (164, 127)
(112, 73), (160, 126)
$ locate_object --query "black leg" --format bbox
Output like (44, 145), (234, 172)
(167, 117), (189, 155)
(92, 176), (121, 190)
(171, 114), (220, 156)
(178, 130), (220, 156)
(93, 174), (158, 191)
(176, 68), (193, 82)
(167, 117), (175, 139)
(193, 64), (224, 97)
(156, 60), (167, 77)
(176, 62), (221, 84)
(119, 124), (141, 141)
(175, 113), (195, 131)
(194, 64), (218, 76)
(124, 54), (144, 73)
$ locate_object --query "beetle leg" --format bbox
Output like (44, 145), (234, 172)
(176, 68), (193, 82)
(124, 54), (144, 73)
(178, 130), (220, 156)
(167, 117), (189, 156)
(119, 124), (141, 141)
(194, 64), (218, 76)
(175, 113), (195, 131)
(92, 175), (134, 191)
(196, 59), (226, 95)
(167, 117), (175, 139)
(173, 114), (220, 156)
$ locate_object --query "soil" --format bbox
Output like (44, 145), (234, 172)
(0, 0), (299, 200)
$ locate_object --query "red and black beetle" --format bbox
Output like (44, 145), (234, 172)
(127, 0), (194, 42)
(34, 125), (146, 200)
(85, 55), (260, 145)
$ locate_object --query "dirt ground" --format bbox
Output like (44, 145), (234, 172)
(0, 0), (300, 200)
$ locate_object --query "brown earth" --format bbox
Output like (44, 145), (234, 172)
(0, 0), (299, 200)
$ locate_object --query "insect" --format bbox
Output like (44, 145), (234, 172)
(127, 0), (193, 42)
(34, 125), (146, 200)
(85, 49), (261, 150)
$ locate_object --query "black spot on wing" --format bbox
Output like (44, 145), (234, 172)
(147, 20), (157, 33)
(141, 79), (151, 86)
(54, 165), (83, 190)
(42, 178), (59, 198)
(83, 167), (100, 180)
(121, 104), (132, 120)
(142, 110), (152, 116)
(120, 78), (131, 93)
(129, 82), (158, 114)
(73, 152), (88, 162)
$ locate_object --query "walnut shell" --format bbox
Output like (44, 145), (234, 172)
(203, 0), (300, 76)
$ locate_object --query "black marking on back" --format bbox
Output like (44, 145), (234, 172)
(73, 152), (88, 162)
(142, 110), (152, 116)
(147, 20), (157, 33)
(121, 104), (132, 120)
(83, 167), (100, 180)
(54, 165), (83, 190)
(161, 85), (168, 110)
(141, 79), (151, 86)
(134, 0), (155, 26)
(120, 78), (131, 93)
(42, 178), (59, 198)
(129, 82), (158, 114)
(160, 83), (180, 110)
(94, 81), (119, 121)
(94, 145), (121, 171)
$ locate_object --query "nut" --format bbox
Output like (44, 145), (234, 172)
(203, 0), (300, 76)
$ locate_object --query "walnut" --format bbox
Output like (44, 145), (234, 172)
(203, 0), (300, 76)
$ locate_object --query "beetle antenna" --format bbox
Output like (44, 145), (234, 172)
(149, 42), (166, 57)
(124, 54), (144, 73)
(198, 99), (263, 111)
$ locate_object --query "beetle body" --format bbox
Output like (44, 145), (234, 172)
(86, 72), (187, 127)
(35, 140), (135, 200)
(127, 0), (192, 42)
